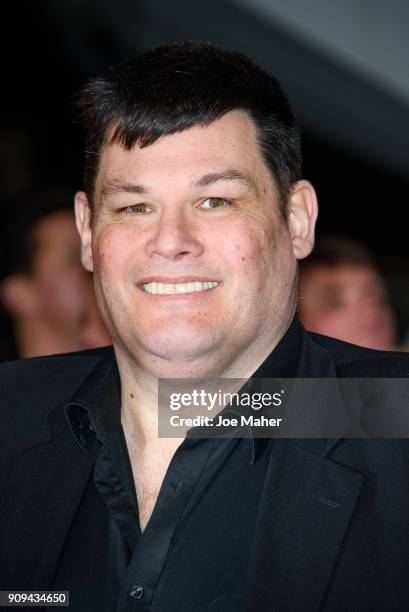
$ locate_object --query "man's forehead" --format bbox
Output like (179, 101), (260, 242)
(96, 112), (272, 197)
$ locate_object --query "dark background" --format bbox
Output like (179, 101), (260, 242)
(2, 1), (409, 333)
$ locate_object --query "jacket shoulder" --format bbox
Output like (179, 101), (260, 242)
(308, 332), (409, 377)
(0, 346), (112, 419)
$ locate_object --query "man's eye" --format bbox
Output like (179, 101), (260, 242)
(200, 197), (231, 209)
(121, 203), (151, 214)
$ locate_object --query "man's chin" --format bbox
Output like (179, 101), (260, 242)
(135, 330), (220, 363)
(149, 342), (215, 362)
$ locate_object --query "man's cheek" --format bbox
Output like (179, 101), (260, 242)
(94, 239), (125, 281)
(227, 227), (265, 262)
(234, 240), (268, 277)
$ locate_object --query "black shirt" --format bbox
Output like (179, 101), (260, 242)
(52, 319), (302, 611)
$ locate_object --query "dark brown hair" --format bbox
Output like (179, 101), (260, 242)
(77, 41), (302, 216)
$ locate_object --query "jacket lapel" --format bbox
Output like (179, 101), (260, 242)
(244, 330), (366, 610)
(244, 438), (365, 611)
(2, 404), (99, 589)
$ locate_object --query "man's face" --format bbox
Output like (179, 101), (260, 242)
(298, 264), (397, 350)
(78, 111), (313, 372)
(32, 210), (109, 348)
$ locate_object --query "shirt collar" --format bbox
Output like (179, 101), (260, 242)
(64, 350), (120, 454)
(64, 318), (303, 462)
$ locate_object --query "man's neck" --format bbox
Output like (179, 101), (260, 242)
(116, 314), (293, 454)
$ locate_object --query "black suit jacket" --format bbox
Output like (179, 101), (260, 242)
(1, 327), (409, 611)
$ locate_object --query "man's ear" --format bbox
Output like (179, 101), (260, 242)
(0, 275), (41, 318)
(75, 191), (94, 272)
(287, 180), (318, 260)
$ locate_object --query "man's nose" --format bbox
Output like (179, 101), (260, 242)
(145, 210), (204, 260)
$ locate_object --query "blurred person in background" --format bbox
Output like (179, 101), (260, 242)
(298, 235), (398, 350)
(0, 191), (110, 359)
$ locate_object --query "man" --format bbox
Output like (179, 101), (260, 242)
(1, 42), (409, 611)
(0, 192), (110, 359)
(298, 235), (398, 350)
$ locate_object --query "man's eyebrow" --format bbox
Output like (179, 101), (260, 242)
(101, 181), (148, 197)
(101, 170), (257, 198)
(193, 169), (257, 192)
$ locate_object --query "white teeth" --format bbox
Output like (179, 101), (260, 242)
(142, 281), (218, 295)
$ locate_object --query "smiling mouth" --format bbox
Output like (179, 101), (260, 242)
(141, 281), (219, 295)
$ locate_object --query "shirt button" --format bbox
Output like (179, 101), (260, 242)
(129, 585), (144, 601)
